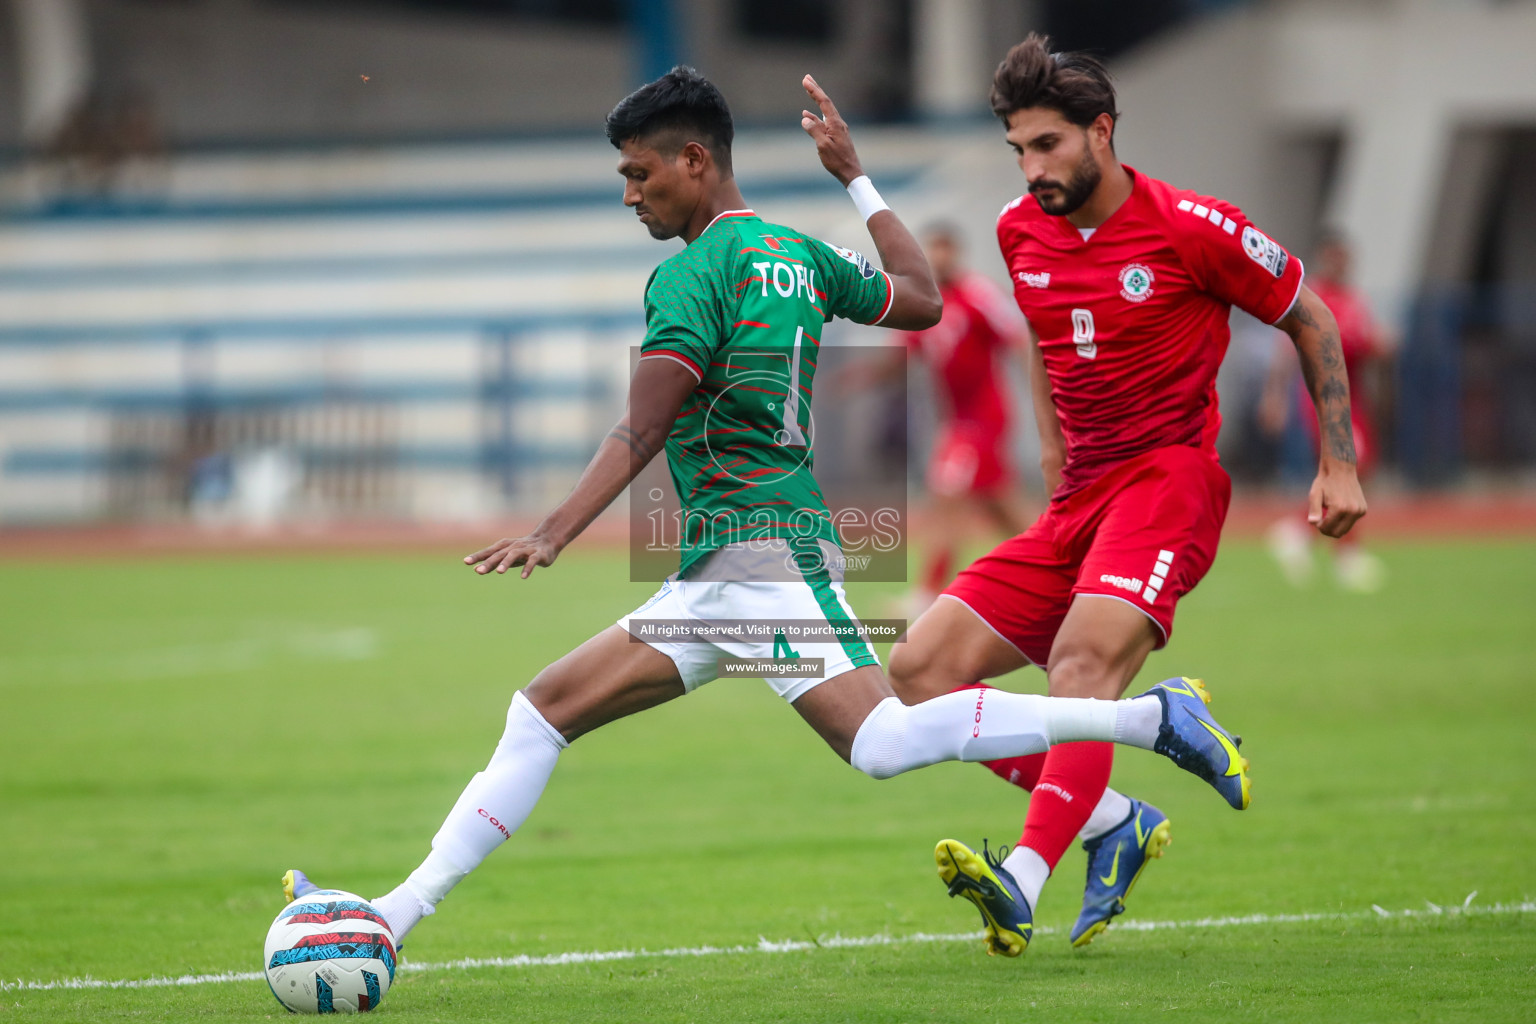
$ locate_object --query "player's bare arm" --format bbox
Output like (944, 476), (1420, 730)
(799, 74), (941, 330)
(1276, 286), (1368, 538)
(464, 357), (698, 577)
(1025, 327), (1066, 494)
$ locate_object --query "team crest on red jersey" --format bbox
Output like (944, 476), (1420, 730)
(1118, 263), (1155, 303)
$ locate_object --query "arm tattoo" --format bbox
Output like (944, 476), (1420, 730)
(1284, 299), (1356, 465)
(1287, 298), (1320, 332)
(606, 424), (656, 461)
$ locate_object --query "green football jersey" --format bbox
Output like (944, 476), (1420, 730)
(640, 209), (895, 578)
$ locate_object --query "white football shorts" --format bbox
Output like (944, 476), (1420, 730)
(617, 538), (881, 703)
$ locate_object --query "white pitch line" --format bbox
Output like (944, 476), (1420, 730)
(4, 899), (1531, 994)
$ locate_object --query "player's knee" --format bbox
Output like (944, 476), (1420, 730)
(885, 643), (925, 698)
(521, 662), (588, 742)
(1046, 644), (1123, 699)
(886, 640), (959, 703)
(849, 696), (909, 780)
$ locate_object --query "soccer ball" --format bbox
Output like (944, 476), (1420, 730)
(263, 889), (396, 1013)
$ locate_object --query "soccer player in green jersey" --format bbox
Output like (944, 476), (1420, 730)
(282, 68), (1250, 949)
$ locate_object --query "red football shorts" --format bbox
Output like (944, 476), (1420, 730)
(928, 421), (1012, 497)
(941, 444), (1231, 664)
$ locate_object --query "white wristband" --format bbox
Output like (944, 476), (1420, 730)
(846, 175), (890, 222)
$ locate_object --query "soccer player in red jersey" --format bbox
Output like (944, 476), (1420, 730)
(887, 35), (1367, 956)
(1261, 230), (1391, 591)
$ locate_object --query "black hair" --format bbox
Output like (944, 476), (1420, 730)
(605, 66), (734, 176)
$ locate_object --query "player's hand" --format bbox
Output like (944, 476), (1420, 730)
(464, 534), (561, 578)
(800, 75), (863, 186)
(1308, 462), (1367, 538)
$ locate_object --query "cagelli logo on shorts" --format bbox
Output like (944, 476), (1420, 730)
(1098, 573), (1143, 594)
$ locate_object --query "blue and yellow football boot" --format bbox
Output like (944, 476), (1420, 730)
(1142, 677), (1250, 810)
(934, 838), (1033, 957)
(1069, 799), (1172, 947)
(281, 869), (321, 903)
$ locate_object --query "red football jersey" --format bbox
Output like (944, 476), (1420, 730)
(902, 271), (1025, 434)
(998, 164), (1304, 498)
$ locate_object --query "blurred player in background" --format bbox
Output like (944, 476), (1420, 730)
(280, 67), (1252, 951)
(1261, 230), (1392, 592)
(843, 222), (1034, 614)
(906, 224), (1036, 609)
(887, 34), (1366, 957)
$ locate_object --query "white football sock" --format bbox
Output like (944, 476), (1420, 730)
(848, 690), (1120, 780)
(1112, 695), (1164, 749)
(372, 884), (431, 943)
(1077, 788), (1135, 842)
(1000, 845), (1050, 913)
(374, 690), (566, 943)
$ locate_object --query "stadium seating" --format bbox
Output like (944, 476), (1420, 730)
(0, 127), (985, 524)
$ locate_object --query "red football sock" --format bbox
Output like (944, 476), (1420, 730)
(952, 684), (1049, 792)
(1018, 742), (1114, 870)
(982, 752), (1047, 790)
(921, 545), (954, 594)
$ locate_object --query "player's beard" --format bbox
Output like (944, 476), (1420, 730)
(1030, 144), (1102, 217)
(642, 216), (679, 241)
(638, 212), (679, 241)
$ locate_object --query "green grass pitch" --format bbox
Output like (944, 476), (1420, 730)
(1, 539), (1533, 1021)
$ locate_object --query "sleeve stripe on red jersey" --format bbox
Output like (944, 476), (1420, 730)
(1268, 257), (1307, 326)
(870, 270), (896, 326)
(1175, 198), (1237, 235)
(640, 349), (703, 382)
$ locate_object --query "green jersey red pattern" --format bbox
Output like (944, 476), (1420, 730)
(641, 209), (895, 578)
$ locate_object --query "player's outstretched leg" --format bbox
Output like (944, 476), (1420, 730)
(366, 688), (570, 943)
(1137, 677), (1250, 810)
(289, 625), (684, 946)
(1068, 797), (1171, 947)
(841, 676), (1250, 809)
(934, 838), (1033, 957)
